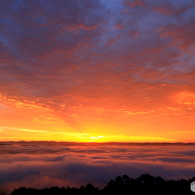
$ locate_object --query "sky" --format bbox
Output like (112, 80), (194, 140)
(1, 142), (195, 195)
(1, 0), (195, 142)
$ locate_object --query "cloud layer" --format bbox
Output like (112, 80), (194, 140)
(1, 142), (195, 195)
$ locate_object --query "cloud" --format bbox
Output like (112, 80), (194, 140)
(0, 1), (195, 141)
(1, 142), (195, 195)
(151, 0), (195, 15)
(123, 0), (145, 8)
(1, 0), (194, 101)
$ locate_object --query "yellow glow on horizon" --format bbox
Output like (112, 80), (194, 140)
(80, 135), (175, 143)
(0, 126), (175, 142)
(1, 92), (195, 143)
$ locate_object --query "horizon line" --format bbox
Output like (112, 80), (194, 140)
(1, 140), (195, 144)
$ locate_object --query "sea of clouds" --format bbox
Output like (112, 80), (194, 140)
(1, 142), (195, 195)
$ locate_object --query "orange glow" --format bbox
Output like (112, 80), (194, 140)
(0, 125), (175, 142)
(173, 91), (195, 105)
(2, 3), (195, 194)
(0, 91), (195, 142)
(1, 0), (195, 144)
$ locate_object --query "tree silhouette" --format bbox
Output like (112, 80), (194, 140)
(10, 174), (195, 195)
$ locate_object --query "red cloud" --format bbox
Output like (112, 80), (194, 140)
(124, 0), (145, 8)
(152, 1), (195, 16)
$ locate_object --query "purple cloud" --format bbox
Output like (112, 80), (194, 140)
(1, 142), (195, 195)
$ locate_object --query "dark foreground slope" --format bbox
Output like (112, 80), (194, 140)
(11, 174), (195, 195)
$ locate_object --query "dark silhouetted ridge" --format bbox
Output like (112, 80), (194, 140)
(10, 174), (195, 195)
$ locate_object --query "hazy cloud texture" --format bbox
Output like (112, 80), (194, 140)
(1, 142), (195, 194)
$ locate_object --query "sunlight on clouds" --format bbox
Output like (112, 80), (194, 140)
(167, 91), (195, 117)
(174, 91), (195, 105)
(167, 107), (182, 111)
(0, 94), (51, 111)
(122, 110), (155, 116)
(33, 116), (64, 124)
(93, 135), (175, 143)
(15, 101), (51, 111)
(0, 126), (175, 142)
(1, 0), (195, 143)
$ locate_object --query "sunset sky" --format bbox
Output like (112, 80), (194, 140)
(1, 0), (195, 142)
